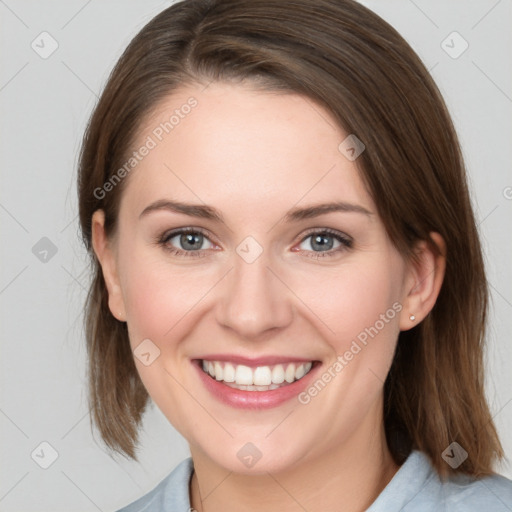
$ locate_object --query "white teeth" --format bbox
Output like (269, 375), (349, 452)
(271, 364), (285, 384)
(295, 363), (305, 380)
(235, 364), (253, 385)
(223, 383), (281, 391)
(200, 359), (315, 388)
(214, 361), (223, 381)
(223, 363), (235, 382)
(285, 364), (296, 383)
(253, 366), (272, 386)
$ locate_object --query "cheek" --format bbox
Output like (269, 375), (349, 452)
(124, 271), (192, 344)
(293, 257), (404, 402)
(290, 262), (403, 423)
(299, 260), (403, 343)
(119, 246), (216, 349)
(117, 249), (212, 421)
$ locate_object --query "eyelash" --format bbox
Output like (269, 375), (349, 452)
(156, 227), (353, 260)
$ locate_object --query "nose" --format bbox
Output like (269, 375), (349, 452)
(215, 251), (294, 340)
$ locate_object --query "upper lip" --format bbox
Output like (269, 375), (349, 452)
(195, 354), (318, 367)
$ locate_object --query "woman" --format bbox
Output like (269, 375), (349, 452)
(77, 0), (512, 510)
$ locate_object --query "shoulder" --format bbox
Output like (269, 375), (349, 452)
(369, 450), (512, 511)
(440, 470), (512, 510)
(115, 457), (194, 512)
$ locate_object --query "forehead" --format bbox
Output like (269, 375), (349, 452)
(119, 81), (374, 221)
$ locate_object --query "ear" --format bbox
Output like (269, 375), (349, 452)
(399, 232), (446, 331)
(91, 210), (127, 322)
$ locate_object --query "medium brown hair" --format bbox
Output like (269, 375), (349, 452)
(77, 0), (504, 477)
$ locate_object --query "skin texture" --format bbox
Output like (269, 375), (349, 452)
(92, 82), (446, 511)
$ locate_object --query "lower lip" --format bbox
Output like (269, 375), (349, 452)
(192, 360), (320, 409)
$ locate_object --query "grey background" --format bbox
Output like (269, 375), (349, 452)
(0, 1), (511, 510)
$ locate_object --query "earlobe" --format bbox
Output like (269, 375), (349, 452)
(399, 232), (446, 331)
(91, 210), (127, 322)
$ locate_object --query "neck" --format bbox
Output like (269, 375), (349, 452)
(189, 407), (400, 512)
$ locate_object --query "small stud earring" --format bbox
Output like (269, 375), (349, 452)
(409, 314), (416, 321)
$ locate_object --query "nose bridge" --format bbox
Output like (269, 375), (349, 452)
(215, 243), (293, 338)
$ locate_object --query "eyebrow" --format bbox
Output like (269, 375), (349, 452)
(138, 199), (373, 223)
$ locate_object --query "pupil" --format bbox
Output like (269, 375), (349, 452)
(312, 234), (333, 251)
(181, 233), (202, 250)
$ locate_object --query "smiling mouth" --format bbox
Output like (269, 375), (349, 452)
(199, 359), (317, 391)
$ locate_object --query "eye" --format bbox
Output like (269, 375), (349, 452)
(156, 227), (352, 260)
(295, 228), (352, 259)
(158, 227), (216, 257)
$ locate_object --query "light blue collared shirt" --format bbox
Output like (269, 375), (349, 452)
(116, 449), (512, 511)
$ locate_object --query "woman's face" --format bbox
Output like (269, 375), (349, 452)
(95, 81), (419, 474)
